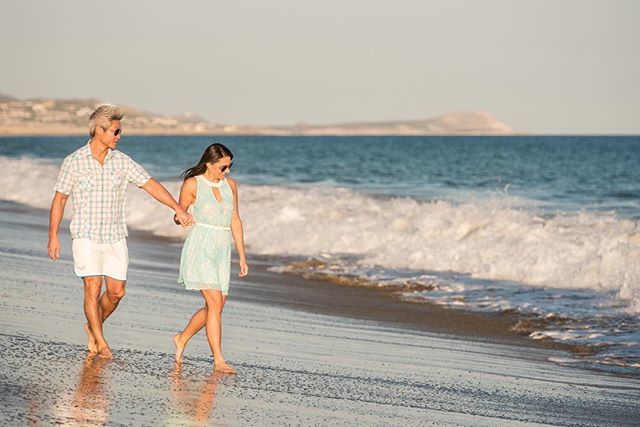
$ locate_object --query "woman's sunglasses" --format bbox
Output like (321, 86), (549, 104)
(220, 162), (233, 172)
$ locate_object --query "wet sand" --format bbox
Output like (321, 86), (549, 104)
(1, 201), (639, 426)
(240, 258), (562, 350)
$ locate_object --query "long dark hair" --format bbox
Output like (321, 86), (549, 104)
(181, 143), (234, 180)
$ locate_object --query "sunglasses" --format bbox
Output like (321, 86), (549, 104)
(106, 128), (121, 136)
(220, 162), (233, 172)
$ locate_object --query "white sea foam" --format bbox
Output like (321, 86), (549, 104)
(3, 155), (640, 312)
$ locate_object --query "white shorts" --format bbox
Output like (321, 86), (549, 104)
(72, 238), (129, 281)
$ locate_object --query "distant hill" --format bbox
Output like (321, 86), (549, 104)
(0, 94), (515, 136)
(0, 93), (18, 102)
(285, 112), (513, 135)
(0, 96), (225, 135)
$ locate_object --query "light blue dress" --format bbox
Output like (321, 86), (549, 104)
(178, 175), (234, 294)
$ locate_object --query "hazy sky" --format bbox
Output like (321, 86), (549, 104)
(1, 0), (639, 133)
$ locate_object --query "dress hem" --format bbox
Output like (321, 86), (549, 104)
(178, 280), (229, 295)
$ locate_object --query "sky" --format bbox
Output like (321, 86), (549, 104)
(1, 0), (639, 133)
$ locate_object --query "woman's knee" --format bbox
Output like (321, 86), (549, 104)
(202, 292), (224, 313)
(206, 300), (223, 313)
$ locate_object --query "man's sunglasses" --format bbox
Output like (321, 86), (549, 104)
(106, 128), (121, 136)
(220, 162), (233, 172)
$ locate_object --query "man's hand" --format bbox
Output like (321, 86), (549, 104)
(48, 191), (68, 262)
(48, 235), (60, 261)
(175, 207), (194, 227)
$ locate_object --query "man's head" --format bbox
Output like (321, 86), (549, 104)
(89, 104), (123, 149)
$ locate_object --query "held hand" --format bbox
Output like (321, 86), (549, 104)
(174, 212), (195, 226)
(174, 208), (194, 227)
(48, 236), (60, 261)
(238, 259), (249, 277)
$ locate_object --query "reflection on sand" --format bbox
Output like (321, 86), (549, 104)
(55, 355), (111, 426)
(169, 363), (224, 424)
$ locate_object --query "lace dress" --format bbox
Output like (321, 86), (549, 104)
(178, 175), (234, 294)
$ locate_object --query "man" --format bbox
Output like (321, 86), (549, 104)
(47, 104), (192, 358)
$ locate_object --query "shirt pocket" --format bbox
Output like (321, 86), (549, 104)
(77, 175), (95, 191)
(109, 172), (125, 188)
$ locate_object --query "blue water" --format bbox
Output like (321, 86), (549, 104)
(2, 135), (640, 217)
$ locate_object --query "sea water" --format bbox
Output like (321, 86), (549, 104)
(1, 135), (639, 374)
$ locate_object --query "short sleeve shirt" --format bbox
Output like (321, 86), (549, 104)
(53, 142), (151, 243)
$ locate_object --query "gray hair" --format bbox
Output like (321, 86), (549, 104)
(89, 104), (123, 137)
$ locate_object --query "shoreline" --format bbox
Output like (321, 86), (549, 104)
(5, 200), (620, 374)
(241, 257), (569, 351)
(1, 200), (639, 425)
(2, 200), (622, 371)
(100, 215), (578, 356)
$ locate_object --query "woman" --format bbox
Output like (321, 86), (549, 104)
(172, 143), (248, 374)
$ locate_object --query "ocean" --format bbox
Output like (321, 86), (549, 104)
(1, 135), (639, 375)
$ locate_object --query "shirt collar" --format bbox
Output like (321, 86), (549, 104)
(83, 141), (92, 157)
(84, 140), (115, 161)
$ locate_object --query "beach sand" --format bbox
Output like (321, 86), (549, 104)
(1, 200), (639, 426)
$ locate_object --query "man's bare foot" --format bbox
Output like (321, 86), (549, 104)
(84, 352), (97, 364)
(173, 333), (185, 363)
(214, 360), (236, 374)
(83, 323), (98, 354)
(97, 345), (113, 359)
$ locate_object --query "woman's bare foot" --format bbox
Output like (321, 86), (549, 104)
(173, 333), (185, 363)
(214, 360), (236, 374)
(83, 323), (98, 354)
(97, 345), (113, 359)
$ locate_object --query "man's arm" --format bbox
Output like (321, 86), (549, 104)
(141, 178), (193, 226)
(48, 192), (69, 261)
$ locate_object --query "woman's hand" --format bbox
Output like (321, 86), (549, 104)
(174, 207), (194, 227)
(238, 259), (249, 277)
(174, 213), (194, 226)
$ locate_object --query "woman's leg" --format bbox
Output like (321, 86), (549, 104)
(200, 290), (235, 373)
(173, 307), (207, 363)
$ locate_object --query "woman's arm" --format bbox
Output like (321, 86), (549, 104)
(143, 178), (193, 226)
(227, 177), (248, 277)
(173, 177), (197, 224)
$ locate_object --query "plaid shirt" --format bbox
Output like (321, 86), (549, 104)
(53, 142), (151, 244)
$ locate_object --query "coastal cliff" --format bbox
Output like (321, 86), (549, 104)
(0, 94), (514, 136)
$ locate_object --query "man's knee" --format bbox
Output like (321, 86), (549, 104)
(107, 286), (125, 303)
(105, 278), (126, 303)
(83, 276), (103, 300)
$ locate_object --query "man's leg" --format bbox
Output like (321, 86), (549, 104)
(83, 277), (125, 356)
(102, 277), (126, 321)
(83, 276), (112, 358)
(86, 239), (128, 350)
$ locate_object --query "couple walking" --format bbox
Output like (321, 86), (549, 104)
(47, 105), (248, 374)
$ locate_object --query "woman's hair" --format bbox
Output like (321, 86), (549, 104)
(182, 143), (234, 180)
(89, 104), (123, 137)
